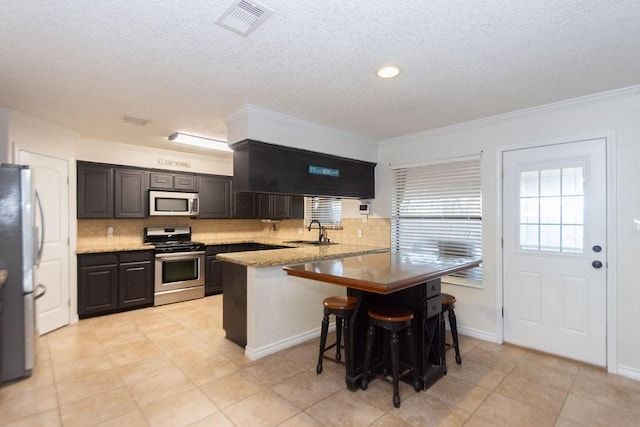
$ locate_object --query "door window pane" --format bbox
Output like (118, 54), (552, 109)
(518, 166), (584, 253)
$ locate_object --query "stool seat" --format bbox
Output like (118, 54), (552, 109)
(361, 305), (421, 408)
(324, 296), (357, 311)
(317, 295), (357, 375)
(367, 305), (414, 323)
(441, 293), (461, 365)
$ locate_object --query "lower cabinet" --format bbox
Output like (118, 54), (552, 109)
(78, 251), (153, 318)
(205, 245), (227, 296)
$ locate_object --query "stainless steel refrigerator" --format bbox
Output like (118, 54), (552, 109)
(0, 164), (45, 383)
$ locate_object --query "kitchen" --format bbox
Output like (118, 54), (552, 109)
(2, 1), (640, 425)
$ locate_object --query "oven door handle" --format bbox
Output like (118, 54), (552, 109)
(155, 251), (205, 260)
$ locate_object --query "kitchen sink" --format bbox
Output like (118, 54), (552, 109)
(284, 240), (338, 246)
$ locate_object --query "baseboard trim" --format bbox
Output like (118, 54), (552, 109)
(457, 325), (498, 343)
(244, 324), (335, 360)
(617, 364), (640, 381)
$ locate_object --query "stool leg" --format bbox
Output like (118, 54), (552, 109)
(343, 314), (351, 376)
(390, 330), (401, 408)
(335, 317), (343, 362)
(448, 308), (461, 364)
(405, 326), (421, 392)
(317, 310), (330, 374)
(361, 324), (376, 390)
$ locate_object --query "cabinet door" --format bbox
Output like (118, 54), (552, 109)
(77, 162), (113, 218)
(78, 263), (118, 317)
(205, 256), (224, 295)
(115, 169), (149, 218)
(174, 174), (197, 191)
(197, 175), (231, 218)
(290, 196), (304, 219)
(256, 194), (272, 218)
(232, 192), (256, 218)
(149, 172), (173, 190)
(271, 195), (291, 219)
(119, 260), (153, 308)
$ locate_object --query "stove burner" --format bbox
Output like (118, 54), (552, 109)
(153, 241), (205, 254)
(143, 226), (205, 253)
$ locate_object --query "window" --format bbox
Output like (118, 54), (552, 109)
(391, 157), (482, 285)
(519, 165), (584, 253)
(304, 197), (342, 228)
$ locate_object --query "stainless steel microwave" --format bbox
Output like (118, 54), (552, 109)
(149, 190), (199, 216)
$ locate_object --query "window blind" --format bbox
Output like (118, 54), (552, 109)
(304, 197), (342, 227)
(391, 158), (483, 284)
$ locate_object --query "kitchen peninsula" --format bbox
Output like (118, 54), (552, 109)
(216, 243), (389, 359)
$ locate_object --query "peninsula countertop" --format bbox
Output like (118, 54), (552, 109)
(216, 243), (389, 267)
(284, 252), (482, 294)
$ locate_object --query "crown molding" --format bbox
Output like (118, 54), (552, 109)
(380, 85), (640, 146)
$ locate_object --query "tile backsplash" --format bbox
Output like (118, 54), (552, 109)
(77, 217), (391, 249)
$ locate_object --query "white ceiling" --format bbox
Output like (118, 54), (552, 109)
(1, 1), (639, 157)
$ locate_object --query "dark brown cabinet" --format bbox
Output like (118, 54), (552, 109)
(114, 169), (149, 218)
(118, 251), (154, 308)
(78, 253), (118, 316)
(149, 172), (197, 191)
(257, 194), (304, 219)
(197, 174), (231, 218)
(205, 245), (227, 296)
(77, 163), (113, 218)
(77, 162), (149, 219)
(78, 251), (153, 318)
(232, 192), (256, 218)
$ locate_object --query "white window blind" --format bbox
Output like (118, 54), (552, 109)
(305, 197), (342, 227)
(391, 158), (483, 285)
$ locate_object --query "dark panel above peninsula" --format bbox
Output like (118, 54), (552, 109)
(230, 139), (376, 199)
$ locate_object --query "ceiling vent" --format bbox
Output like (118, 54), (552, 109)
(216, 0), (273, 37)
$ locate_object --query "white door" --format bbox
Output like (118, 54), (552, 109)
(18, 150), (70, 335)
(502, 138), (607, 366)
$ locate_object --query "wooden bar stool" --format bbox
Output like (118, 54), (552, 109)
(442, 293), (461, 364)
(317, 296), (358, 374)
(361, 305), (421, 408)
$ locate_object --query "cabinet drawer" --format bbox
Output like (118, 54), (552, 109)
(425, 280), (441, 299)
(424, 294), (442, 319)
(120, 250), (153, 263)
(78, 253), (118, 267)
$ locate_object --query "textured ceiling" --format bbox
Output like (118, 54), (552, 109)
(1, 1), (639, 157)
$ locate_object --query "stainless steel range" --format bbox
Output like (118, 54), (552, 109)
(144, 226), (205, 306)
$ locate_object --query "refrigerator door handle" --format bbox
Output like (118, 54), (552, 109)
(34, 283), (47, 300)
(35, 189), (45, 267)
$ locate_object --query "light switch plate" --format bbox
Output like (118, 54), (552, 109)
(634, 219), (640, 233)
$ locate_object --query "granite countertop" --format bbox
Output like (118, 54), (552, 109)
(216, 244), (389, 267)
(76, 238), (389, 267)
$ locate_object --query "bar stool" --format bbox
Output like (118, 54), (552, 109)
(361, 305), (421, 408)
(442, 293), (461, 364)
(317, 296), (358, 374)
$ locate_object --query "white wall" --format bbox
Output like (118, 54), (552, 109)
(226, 104), (379, 163)
(377, 86), (640, 377)
(76, 138), (232, 176)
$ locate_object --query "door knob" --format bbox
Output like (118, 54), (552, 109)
(592, 260), (603, 269)
(592, 245), (602, 253)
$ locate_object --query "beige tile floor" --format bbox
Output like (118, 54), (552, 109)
(2, 295), (640, 426)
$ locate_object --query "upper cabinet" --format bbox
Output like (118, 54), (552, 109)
(257, 194), (304, 219)
(149, 172), (197, 192)
(198, 174), (231, 219)
(78, 162), (148, 219)
(114, 169), (149, 218)
(77, 162), (113, 218)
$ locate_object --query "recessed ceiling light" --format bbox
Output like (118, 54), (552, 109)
(169, 133), (232, 152)
(376, 65), (401, 79)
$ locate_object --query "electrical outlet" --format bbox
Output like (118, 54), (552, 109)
(298, 227), (304, 235)
(357, 229), (362, 238)
(107, 226), (114, 238)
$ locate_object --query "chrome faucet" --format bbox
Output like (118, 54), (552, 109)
(308, 220), (324, 241)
